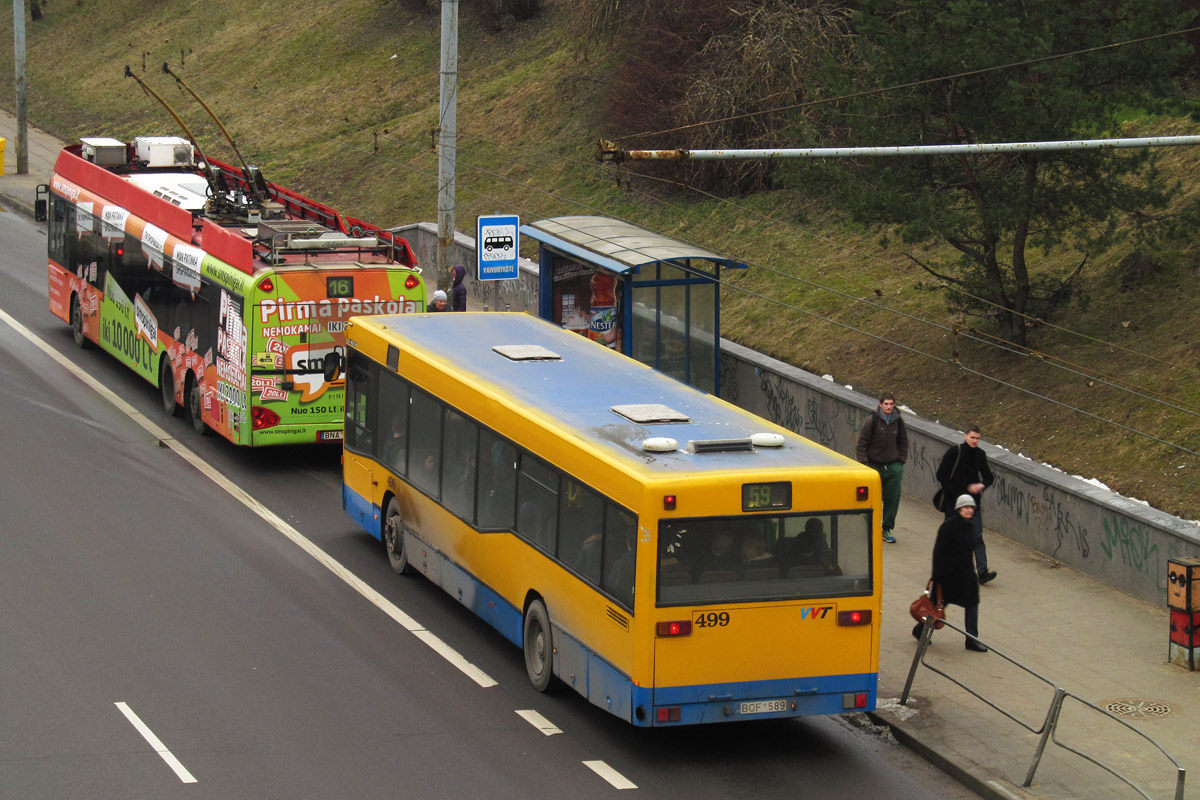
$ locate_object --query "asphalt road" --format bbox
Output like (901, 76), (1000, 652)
(0, 206), (978, 799)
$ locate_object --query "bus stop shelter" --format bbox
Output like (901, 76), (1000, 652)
(520, 216), (747, 396)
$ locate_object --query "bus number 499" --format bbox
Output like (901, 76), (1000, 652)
(694, 611), (730, 628)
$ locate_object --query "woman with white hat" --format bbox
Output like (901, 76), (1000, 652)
(426, 289), (449, 312)
(913, 494), (987, 652)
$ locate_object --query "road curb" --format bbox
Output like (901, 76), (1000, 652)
(866, 709), (1033, 800)
(0, 190), (38, 221)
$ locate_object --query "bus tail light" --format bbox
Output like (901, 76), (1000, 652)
(656, 706), (682, 723)
(252, 406), (281, 430)
(404, 274), (419, 289)
(257, 277), (274, 293)
(663, 494), (676, 510)
(856, 486), (869, 501)
(842, 693), (869, 709)
(656, 620), (692, 637)
(837, 610), (872, 626)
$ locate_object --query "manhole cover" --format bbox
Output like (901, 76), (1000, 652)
(1103, 699), (1174, 719)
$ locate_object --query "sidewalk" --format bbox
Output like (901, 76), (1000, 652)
(872, 497), (1194, 800)
(0, 113), (58, 216)
(4, 110), (1194, 800)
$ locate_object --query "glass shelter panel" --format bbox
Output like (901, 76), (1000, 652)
(687, 279), (716, 393)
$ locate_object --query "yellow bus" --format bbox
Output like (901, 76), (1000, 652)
(341, 312), (881, 726)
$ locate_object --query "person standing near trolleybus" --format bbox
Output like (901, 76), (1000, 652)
(855, 393), (908, 544)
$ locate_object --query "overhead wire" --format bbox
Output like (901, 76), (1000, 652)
(614, 25), (1200, 143)
(157, 66), (1200, 446)
(23, 14), (1200, 454)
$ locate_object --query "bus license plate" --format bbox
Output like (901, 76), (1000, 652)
(739, 699), (787, 715)
(318, 430), (343, 441)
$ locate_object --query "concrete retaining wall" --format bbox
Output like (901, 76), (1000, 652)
(394, 221), (1200, 607)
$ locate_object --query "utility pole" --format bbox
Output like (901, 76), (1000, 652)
(12, 0), (28, 174)
(436, 0), (459, 291)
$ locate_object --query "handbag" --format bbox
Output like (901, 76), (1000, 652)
(909, 579), (945, 629)
(932, 444), (963, 510)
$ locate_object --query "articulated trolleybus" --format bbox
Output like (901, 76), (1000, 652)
(40, 135), (426, 445)
(342, 312), (881, 726)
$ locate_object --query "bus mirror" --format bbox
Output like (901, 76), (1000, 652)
(323, 353), (343, 383)
(34, 184), (49, 222)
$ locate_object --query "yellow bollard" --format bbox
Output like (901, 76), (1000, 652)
(0, 137), (6, 176)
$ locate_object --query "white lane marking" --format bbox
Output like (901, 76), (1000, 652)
(583, 760), (637, 789)
(0, 308), (497, 689)
(515, 709), (563, 736)
(114, 702), (197, 784)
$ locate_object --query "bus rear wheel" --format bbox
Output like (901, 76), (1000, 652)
(384, 497), (411, 574)
(70, 294), (88, 348)
(523, 599), (555, 692)
(160, 359), (179, 417)
(186, 373), (208, 436)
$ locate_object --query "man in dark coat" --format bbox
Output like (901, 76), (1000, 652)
(450, 265), (467, 312)
(855, 392), (908, 543)
(913, 494), (987, 652)
(936, 425), (996, 585)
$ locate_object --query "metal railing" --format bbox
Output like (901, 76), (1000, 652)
(902, 617), (1186, 800)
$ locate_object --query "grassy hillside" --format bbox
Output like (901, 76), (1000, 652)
(4, 0), (1200, 520)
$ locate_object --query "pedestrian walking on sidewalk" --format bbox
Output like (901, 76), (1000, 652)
(450, 265), (468, 312)
(936, 425), (996, 585)
(856, 392), (908, 544)
(913, 494), (987, 652)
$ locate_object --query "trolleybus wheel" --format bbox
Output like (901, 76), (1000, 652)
(186, 373), (208, 436)
(160, 358), (179, 417)
(523, 599), (554, 692)
(384, 497), (410, 574)
(70, 294), (88, 349)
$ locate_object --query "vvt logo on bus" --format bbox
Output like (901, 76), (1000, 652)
(800, 606), (834, 620)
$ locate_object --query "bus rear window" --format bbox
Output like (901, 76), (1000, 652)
(656, 513), (872, 605)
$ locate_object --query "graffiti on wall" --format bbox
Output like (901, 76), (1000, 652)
(1100, 513), (1160, 578)
(719, 352), (740, 402)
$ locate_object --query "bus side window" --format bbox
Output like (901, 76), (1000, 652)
(515, 452), (558, 553)
(559, 479), (604, 584)
(441, 409), (478, 519)
(344, 351), (377, 455)
(602, 506), (637, 609)
(409, 388), (442, 497)
(376, 369), (409, 473)
(476, 431), (516, 529)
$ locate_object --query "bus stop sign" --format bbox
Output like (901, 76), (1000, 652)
(477, 215), (519, 281)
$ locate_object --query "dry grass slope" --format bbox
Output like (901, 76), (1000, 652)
(3, 0), (1198, 518)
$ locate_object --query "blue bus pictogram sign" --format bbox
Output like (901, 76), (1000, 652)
(476, 215), (519, 281)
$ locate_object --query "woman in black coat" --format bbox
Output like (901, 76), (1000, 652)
(913, 494), (987, 652)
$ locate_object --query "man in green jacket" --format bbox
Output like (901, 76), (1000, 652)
(855, 393), (908, 544)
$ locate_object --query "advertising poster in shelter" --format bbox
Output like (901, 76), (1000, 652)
(550, 255), (621, 351)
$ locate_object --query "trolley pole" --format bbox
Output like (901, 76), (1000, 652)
(12, 0), (28, 174)
(436, 0), (459, 292)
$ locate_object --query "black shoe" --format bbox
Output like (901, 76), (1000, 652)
(965, 639), (988, 652)
(912, 623), (924, 641)
(978, 570), (997, 585)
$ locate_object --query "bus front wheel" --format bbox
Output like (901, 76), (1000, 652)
(384, 497), (410, 574)
(523, 599), (555, 692)
(70, 294), (89, 349)
(186, 373), (208, 436)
